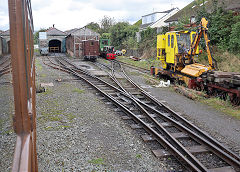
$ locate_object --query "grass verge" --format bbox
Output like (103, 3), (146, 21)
(117, 56), (161, 70)
(200, 97), (240, 119)
(88, 158), (105, 165)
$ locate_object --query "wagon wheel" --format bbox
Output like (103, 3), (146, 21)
(219, 92), (228, 101)
(207, 87), (216, 97)
(230, 94), (240, 106)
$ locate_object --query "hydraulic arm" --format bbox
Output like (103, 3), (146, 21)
(188, 18), (215, 69)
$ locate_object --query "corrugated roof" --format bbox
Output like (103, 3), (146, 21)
(65, 28), (79, 35)
(165, 0), (240, 23)
(66, 27), (100, 36)
(46, 27), (67, 36)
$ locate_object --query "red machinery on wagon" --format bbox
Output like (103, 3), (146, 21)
(100, 46), (116, 60)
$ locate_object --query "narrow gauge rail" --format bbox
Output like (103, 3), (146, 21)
(43, 54), (240, 171)
(0, 56), (12, 77)
(117, 59), (240, 106)
(115, 59), (150, 74)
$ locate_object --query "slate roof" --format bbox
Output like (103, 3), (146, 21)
(46, 27), (67, 36)
(165, 0), (240, 23)
(1, 30), (10, 36)
(142, 8), (177, 17)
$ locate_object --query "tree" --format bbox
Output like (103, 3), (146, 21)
(100, 16), (115, 34)
(34, 28), (47, 44)
(101, 33), (111, 39)
(109, 22), (139, 49)
(86, 22), (100, 33)
(229, 21), (240, 53)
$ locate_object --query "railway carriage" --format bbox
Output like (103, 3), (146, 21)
(82, 40), (99, 61)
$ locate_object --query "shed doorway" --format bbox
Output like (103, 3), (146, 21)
(49, 39), (61, 53)
(7, 41), (11, 54)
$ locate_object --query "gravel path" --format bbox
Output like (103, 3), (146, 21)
(124, 66), (240, 155)
(0, 72), (15, 171)
(36, 56), (166, 171)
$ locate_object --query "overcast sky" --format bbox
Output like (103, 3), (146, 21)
(0, 0), (193, 32)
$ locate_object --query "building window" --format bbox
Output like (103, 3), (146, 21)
(168, 35), (170, 47)
(171, 35), (174, 48)
(90, 41), (94, 46)
(151, 14), (155, 22)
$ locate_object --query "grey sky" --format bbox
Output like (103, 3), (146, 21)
(0, 0), (193, 31)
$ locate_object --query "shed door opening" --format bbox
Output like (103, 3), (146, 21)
(7, 41), (11, 54)
(49, 39), (61, 53)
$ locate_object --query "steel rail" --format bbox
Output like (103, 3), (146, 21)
(97, 60), (240, 170)
(45, 55), (240, 171)
(115, 60), (240, 170)
(94, 60), (240, 170)
(115, 59), (150, 74)
(46, 55), (206, 171)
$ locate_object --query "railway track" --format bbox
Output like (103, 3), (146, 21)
(115, 59), (150, 74)
(0, 56), (11, 77)
(43, 54), (240, 171)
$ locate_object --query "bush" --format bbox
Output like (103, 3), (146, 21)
(229, 21), (240, 53)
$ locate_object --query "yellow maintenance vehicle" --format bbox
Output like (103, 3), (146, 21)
(154, 18), (217, 88)
(152, 17), (240, 105)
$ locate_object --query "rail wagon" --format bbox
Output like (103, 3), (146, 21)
(82, 40), (99, 61)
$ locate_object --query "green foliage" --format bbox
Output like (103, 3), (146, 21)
(101, 33), (111, 39)
(34, 28), (47, 44)
(86, 22), (100, 33)
(109, 22), (138, 49)
(208, 9), (234, 48)
(229, 21), (240, 53)
(100, 16), (115, 34)
(122, 37), (138, 49)
(174, 15), (190, 31)
(140, 27), (157, 49)
(133, 19), (142, 27)
(88, 158), (104, 165)
(72, 88), (84, 94)
(195, 5), (240, 54)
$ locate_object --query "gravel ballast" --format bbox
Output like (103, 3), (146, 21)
(0, 73), (15, 172)
(123, 65), (240, 155)
(36, 56), (166, 171)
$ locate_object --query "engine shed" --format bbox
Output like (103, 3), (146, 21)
(39, 26), (67, 53)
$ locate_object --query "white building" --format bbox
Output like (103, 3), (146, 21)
(140, 8), (179, 31)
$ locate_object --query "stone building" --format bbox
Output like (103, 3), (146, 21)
(65, 27), (100, 58)
(1, 30), (10, 54)
(39, 27), (67, 53)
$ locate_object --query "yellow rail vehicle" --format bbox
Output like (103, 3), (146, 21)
(157, 31), (198, 70)
(155, 18), (215, 88)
